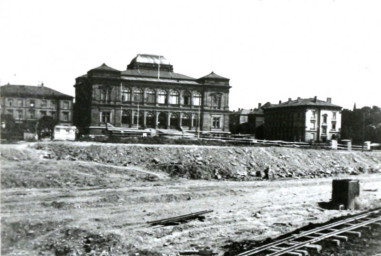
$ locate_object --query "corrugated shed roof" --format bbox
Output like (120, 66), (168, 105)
(0, 84), (73, 99)
(264, 97), (341, 109)
(131, 54), (170, 65)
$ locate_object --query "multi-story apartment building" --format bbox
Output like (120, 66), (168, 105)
(263, 97), (342, 142)
(74, 54), (231, 134)
(0, 84), (73, 126)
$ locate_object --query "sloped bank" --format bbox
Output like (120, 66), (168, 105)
(34, 142), (381, 180)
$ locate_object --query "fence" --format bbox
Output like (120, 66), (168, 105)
(198, 137), (375, 151)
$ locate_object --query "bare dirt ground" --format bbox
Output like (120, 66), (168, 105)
(1, 142), (381, 255)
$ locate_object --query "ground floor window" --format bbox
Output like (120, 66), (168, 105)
(121, 111), (131, 126)
(100, 111), (110, 124)
(212, 117), (221, 129)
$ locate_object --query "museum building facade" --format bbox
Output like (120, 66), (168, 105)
(74, 54), (231, 134)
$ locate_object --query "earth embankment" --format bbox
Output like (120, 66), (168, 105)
(34, 142), (381, 180)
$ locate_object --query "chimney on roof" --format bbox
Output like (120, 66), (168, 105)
(314, 96), (317, 102)
(258, 103), (262, 109)
(279, 100), (282, 104)
(288, 98), (291, 102)
(327, 97), (332, 103)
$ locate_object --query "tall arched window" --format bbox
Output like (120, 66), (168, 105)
(193, 92), (201, 106)
(122, 87), (131, 102)
(146, 89), (155, 103)
(182, 91), (191, 106)
(133, 89), (143, 103)
(169, 90), (179, 104)
(157, 90), (168, 104)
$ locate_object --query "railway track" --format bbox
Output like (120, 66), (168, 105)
(236, 207), (381, 256)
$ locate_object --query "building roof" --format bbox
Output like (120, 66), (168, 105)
(90, 63), (120, 72)
(263, 97), (341, 109)
(121, 69), (196, 81)
(130, 54), (170, 65)
(199, 71), (229, 80)
(0, 84), (73, 99)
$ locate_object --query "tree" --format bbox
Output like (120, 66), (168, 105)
(36, 116), (58, 139)
(341, 106), (381, 144)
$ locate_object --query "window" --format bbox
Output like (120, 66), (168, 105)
(322, 114), (328, 123)
(322, 126), (327, 134)
(183, 92), (191, 106)
(100, 112), (110, 123)
(311, 111), (316, 120)
(7, 109), (13, 116)
(18, 99), (23, 107)
(157, 90), (167, 104)
(332, 122), (336, 131)
(8, 99), (13, 107)
(63, 112), (70, 121)
(30, 100), (35, 107)
(193, 92), (201, 106)
(41, 100), (47, 107)
(310, 121), (315, 130)
(169, 90), (179, 104)
(40, 111), (47, 116)
(212, 95), (222, 109)
(332, 112), (337, 120)
(16, 110), (23, 120)
(29, 109), (35, 119)
(193, 115), (199, 128)
(121, 111), (131, 125)
(50, 111), (56, 117)
(212, 117), (221, 129)
(146, 89), (155, 103)
(122, 87), (131, 102)
(100, 89), (111, 102)
(63, 101), (69, 109)
(133, 89), (143, 103)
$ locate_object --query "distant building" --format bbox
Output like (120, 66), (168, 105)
(0, 84), (74, 127)
(263, 97), (342, 142)
(74, 54), (231, 135)
(229, 104), (264, 137)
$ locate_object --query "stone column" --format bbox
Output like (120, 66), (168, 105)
(143, 111), (147, 127)
(167, 112), (171, 129)
(155, 111), (159, 129)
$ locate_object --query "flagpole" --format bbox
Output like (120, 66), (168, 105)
(158, 56), (160, 80)
(120, 82), (123, 126)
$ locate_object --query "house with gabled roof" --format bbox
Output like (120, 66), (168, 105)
(0, 83), (73, 127)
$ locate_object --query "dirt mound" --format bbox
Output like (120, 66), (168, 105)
(0, 158), (164, 189)
(33, 142), (381, 181)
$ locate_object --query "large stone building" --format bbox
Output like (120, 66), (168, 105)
(263, 97), (342, 142)
(0, 84), (73, 127)
(74, 54), (231, 135)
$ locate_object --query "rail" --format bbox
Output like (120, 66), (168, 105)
(236, 207), (381, 256)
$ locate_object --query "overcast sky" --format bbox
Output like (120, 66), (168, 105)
(1, 0), (380, 110)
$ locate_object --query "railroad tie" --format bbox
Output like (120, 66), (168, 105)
(326, 228), (360, 238)
(285, 242), (322, 253)
(266, 247), (304, 256)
